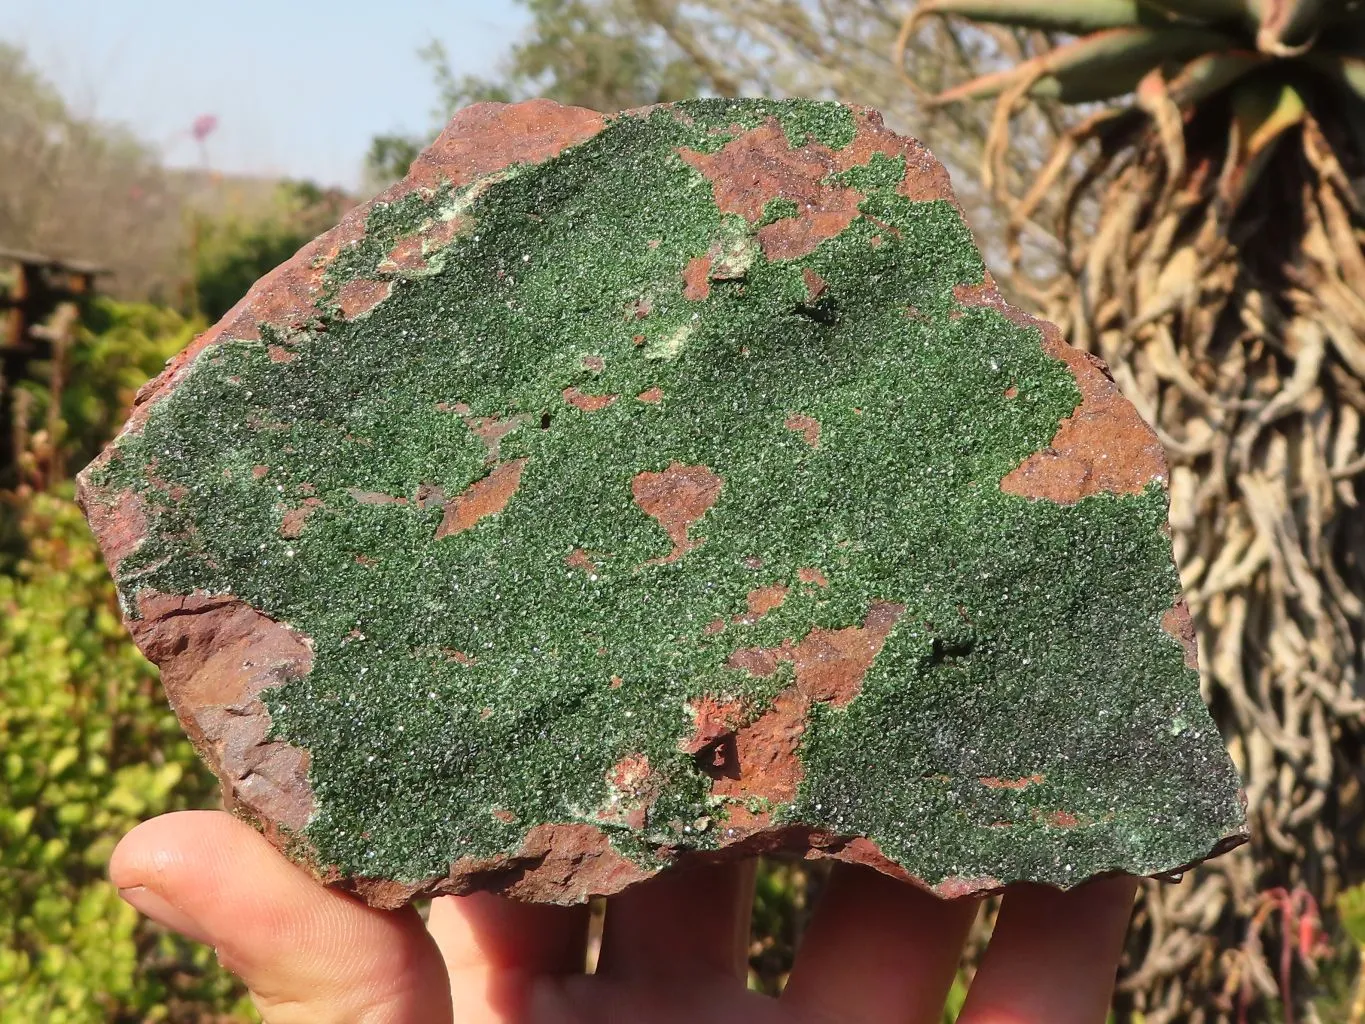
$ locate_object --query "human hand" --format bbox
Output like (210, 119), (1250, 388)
(112, 810), (1136, 1023)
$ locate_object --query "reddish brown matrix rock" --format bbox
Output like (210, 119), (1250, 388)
(79, 98), (1245, 908)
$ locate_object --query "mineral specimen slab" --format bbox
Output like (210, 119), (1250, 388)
(78, 98), (1247, 908)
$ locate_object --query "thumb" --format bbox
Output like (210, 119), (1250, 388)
(111, 810), (453, 1024)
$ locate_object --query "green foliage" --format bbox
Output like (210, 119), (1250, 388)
(1339, 883), (1365, 948)
(435, 0), (704, 113)
(749, 862), (813, 992)
(2, 300), (198, 562)
(61, 300), (202, 472)
(192, 181), (350, 322)
(0, 492), (251, 1022)
(0, 301), (251, 1020)
(364, 134), (425, 187)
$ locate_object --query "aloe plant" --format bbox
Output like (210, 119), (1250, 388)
(901, 2), (1365, 1021)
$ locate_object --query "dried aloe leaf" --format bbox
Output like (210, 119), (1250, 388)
(931, 26), (1232, 105)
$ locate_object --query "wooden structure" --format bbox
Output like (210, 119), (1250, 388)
(0, 247), (107, 484)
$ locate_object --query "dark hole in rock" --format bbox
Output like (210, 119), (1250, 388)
(930, 636), (976, 665)
(795, 297), (839, 324)
(695, 734), (740, 781)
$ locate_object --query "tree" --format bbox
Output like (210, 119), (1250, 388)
(368, 3), (1033, 262)
(191, 181), (353, 322)
(366, 0), (724, 184)
(0, 45), (186, 301)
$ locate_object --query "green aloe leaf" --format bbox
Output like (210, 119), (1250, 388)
(908, 0), (1157, 32)
(1307, 51), (1365, 103)
(1256, 0), (1329, 54)
(1145, 0), (1255, 23)
(1164, 50), (1266, 106)
(1310, 55), (1365, 163)
(1234, 78), (1307, 155)
(1223, 79), (1307, 206)
(1315, 15), (1365, 51)
(931, 26), (1232, 105)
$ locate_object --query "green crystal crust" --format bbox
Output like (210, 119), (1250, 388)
(83, 99), (1245, 897)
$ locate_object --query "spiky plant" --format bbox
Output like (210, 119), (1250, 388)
(899, 2), (1365, 1020)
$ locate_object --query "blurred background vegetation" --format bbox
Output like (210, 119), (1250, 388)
(8, 1), (1365, 1020)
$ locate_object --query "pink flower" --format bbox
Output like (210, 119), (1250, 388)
(190, 114), (218, 143)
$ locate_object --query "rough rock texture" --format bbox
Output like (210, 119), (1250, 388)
(78, 98), (1246, 908)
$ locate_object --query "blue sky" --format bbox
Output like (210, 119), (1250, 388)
(0, 0), (527, 188)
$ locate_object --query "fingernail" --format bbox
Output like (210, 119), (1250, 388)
(118, 885), (214, 945)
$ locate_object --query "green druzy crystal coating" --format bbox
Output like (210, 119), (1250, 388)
(83, 99), (1245, 898)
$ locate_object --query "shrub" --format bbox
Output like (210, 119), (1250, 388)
(0, 295), (252, 1021)
(191, 181), (351, 322)
(59, 301), (199, 471)
(0, 491), (252, 1022)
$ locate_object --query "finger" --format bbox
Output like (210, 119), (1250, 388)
(111, 810), (452, 1024)
(427, 892), (588, 1022)
(595, 860), (756, 981)
(783, 863), (978, 1024)
(956, 875), (1137, 1024)
(528, 972), (791, 1024)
